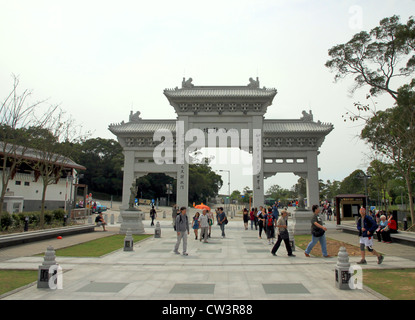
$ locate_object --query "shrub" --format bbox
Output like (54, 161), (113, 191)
(52, 209), (66, 221)
(0, 212), (13, 231)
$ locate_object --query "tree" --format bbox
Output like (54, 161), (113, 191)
(320, 179), (341, 202)
(326, 15), (415, 226)
(326, 15), (413, 102)
(24, 109), (88, 228)
(75, 138), (123, 196)
(367, 159), (393, 210)
(361, 84), (415, 224)
(0, 75), (56, 215)
(188, 163), (222, 205)
(339, 169), (366, 195)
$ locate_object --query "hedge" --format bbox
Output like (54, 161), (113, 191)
(0, 209), (67, 231)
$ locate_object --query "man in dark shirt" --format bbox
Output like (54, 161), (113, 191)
(217, 207), (227, 238)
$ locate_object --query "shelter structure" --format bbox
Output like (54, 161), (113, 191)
(335, 194), (367, 225)
(109, 78), (333, 210)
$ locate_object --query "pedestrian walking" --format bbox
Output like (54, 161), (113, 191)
(357, 207), (384, 264)
(207, 210), (214, 238)
(257, 206), (265, 239)
(271, 209), (295, 257)
(174, 207), (190, 256)
(217, 207), (227, 238)
(243, 208), (249, 230)
(192, 212), (200, 240)
(264, 210), (275, 244)
(150, 206), (157, 226)
(304, 205), (330, 258)
(199, 209), (209, 243)
(249, 208), (256, 230)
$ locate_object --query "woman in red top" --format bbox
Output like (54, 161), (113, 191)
(387, 213), (398, 233)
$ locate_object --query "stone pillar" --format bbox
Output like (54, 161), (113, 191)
(121, 150), (136, 210)
(154, 221), (161, 238)
(37, 246), (59, 289)
(176, 117), (189, 209)
(252, 116), (264, 207)
(306, 150), (319, 210)
(335, 247), (351, 290)
(124, 229), (134, 251)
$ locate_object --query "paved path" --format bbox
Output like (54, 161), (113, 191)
(1, 209), (415, 301)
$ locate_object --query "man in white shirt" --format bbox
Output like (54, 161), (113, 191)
(199, 209), (210, 243)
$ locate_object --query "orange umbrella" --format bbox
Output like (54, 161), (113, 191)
(194, 203), (210, 211)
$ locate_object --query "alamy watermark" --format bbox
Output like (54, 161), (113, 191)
(348, 265), (363, 289)
(152, 121), (262, 175)
(48, 265), (63, 290)
(349, 5), (363, 30)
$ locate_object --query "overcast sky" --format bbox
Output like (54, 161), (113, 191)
(1, 0), (414, 196)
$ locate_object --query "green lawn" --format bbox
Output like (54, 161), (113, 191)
(0, 269), (38, 296)
(363, 268), (415, 300)
(53, 234), (152, 257)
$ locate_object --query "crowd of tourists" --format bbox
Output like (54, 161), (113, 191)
(164, 201), (393, 263)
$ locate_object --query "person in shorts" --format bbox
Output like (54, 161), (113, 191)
(357, 207), (384, 265)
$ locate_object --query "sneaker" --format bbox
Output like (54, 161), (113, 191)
(272, 253), (277, 256)
(174, 251), (180, 254)
(288, 254), (296, 257)
(183, 252), (188, 256)
(377, 255), (384, 264)
(323, 255), (332, 258)
(357, 259), (367, 264)
(304, 253), (310, 257)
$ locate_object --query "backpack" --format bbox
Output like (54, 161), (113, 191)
(267, 216), (273, 227)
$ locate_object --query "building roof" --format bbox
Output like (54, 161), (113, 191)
(108, 119), (333, 135)
(163, 86), (278, 100)
(0, 142), (86, 171)
(263, 120), (333, 134)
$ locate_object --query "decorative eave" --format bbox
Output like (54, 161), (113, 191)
(163, 77), (277, 115)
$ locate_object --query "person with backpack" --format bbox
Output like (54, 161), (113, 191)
(174, 207), (190, 256)
(357, 207), (384, 264)
(217, 207), (227, 238)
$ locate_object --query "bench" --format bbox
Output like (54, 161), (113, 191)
(337, 224), (415, 247)
(0, 224), (96, 249)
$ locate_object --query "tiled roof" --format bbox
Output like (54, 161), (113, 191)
(0, 142), (86, 170)
(109, 119), (333, 135)
(108, 120), (176, 134)
(164, 87), (277, 99)
(263, 120), (333, 134)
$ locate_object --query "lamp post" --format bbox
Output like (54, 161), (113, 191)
(357, 172), (371, 212)
(219, 170), (231, 214)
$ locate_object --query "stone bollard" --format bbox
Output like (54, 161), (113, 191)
(38, 246), (59, 288)
(289, 230), (295, 252)
(88, 215), (93, 224)
(110, 213), (115, 225)
(154, 221), (161, 238)
(163, 211), (166, 219)
(335, 247), (351, 290)
(124, 229), (134, 251)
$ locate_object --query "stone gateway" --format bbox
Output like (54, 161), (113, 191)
(109, 78), (333, 210)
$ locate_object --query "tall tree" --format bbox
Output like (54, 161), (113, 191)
(326, 15), (413, 102)
(366, 159), (393, 210)
(361, 84), (415, 224)
(0, 75), (56, 215)
(24, 109), (88, 228)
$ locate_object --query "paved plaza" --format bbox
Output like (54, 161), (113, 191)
(1, 207), (414, 300)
